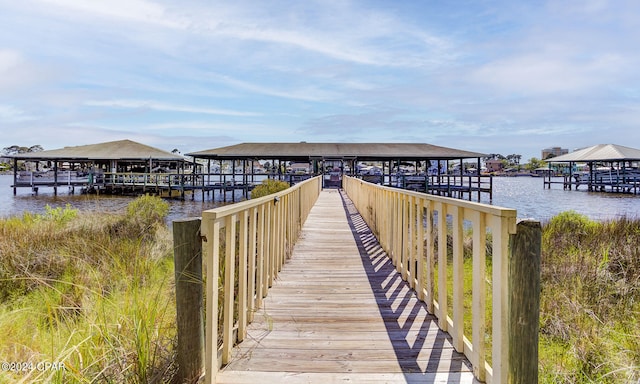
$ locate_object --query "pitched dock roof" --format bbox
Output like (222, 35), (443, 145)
(10, 139), (185, 161)
(187, 142), (485, 161)
(548, 144), (640, 162)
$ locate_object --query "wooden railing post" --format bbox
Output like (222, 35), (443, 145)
(196, 176), (326, 381)
(508, 220), (541, 384)
(173, 217), (204, 384)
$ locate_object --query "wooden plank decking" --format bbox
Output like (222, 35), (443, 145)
(216, 189), (476, 383)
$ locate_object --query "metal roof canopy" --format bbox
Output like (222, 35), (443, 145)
(187, 142), (486, 161)
(547, 144), (640, 163)
(10, 139), (186, 162)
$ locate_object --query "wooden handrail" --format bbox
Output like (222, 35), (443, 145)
(187, 174), (539, 383)
(200, 176), (322, 384)
(343, 176), (540, 384)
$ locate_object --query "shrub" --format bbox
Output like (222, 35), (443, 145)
(250, 179), (290, 198)
(0, 197), (176, 383)
(109, 195), (170, 241)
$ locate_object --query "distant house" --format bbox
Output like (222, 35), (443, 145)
(485, 159), (503, 173)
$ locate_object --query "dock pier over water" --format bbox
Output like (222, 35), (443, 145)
(214, 189), (475, 383)
(173, 176), (541, 384)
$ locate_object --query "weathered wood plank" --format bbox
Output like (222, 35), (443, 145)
(226, 355), (470, 373)
(216, 371), (476, 384)
(217, 189), (474, 383)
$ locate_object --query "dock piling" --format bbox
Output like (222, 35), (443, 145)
(173, 217), (205, 384)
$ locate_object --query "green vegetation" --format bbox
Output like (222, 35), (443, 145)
(1, 144), (44, 171)
(524, 157), (547, 172)
(539, 211), (640, 383)
(250, 179), (290, 198)
(1, 191), (638, 383)
(0, 196), (176, 383)
(430, 211), (639, 382)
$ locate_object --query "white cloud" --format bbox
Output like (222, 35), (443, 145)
(0, 50), (50, 91)
(2, 0), (640, 161)
(37, 0), (185, 28)
(0, 105), (37, 122)
(204, 73), (337, 102)
(469, 51), (627, 95)
(85, 99), (261, 117)
(0, 50), (22, 73)
(142, 121), (292, 136)
(177, 1), (453, 68)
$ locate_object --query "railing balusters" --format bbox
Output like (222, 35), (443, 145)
(400, 193), (408, 280)
(408, 195), (416, 289)
(416, 198), (426, 302)
(247, 207), (258, 323)
(436, 201), (448, 331)
(238, 210), (249, 342)
(452, 205), (464, 352)
(256, 204), (266, 307)
(222, 214), (236, 365)
(425, 199), (435, 314)
(491, 215), (511, 384)
(203, 218), (220, 383)
(342, 176), (536, 384)
(196, 175), (536, 384)
(265, 201), (273, 289)
(201, 176), (321, 384)
(471, 210), (487, 382)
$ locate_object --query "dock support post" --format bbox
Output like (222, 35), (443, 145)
(53, 161), (58, 196)
(13, 158), (17, 195)
(508, 220), (541, 383)
(173, 218), (204, 384)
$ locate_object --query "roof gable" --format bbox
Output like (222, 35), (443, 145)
(548, 144), (640, 162)
(187, 142), (485, 160)
(10, 139), (184, 161)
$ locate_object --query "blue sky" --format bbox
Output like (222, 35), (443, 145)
(1, 0), (639, 161)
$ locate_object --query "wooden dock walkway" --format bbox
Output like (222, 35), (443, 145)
(215, 189), (476, 383)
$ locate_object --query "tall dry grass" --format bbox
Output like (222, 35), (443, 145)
(539, 211), (640, 383)
(427, 210), (639, 382)
(0, 196), (177, 383)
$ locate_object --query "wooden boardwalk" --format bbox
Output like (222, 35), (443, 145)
(216, 189), (476, 384)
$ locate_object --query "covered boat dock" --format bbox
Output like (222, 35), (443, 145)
(8, 140), (188, 197)
(8, 140), (493, 201)
(187, 142), (492, 201)
(544, 143), (640, 194)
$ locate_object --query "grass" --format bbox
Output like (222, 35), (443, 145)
(538, 211), (640, 383)
(2, 194), (638, 383)
(0, 196), (177, 383)
(428, 210), (640, 382)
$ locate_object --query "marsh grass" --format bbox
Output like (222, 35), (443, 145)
(539, 211), (640, 383)
(0, 196), (177, 383)
(428, 210), (639, 382)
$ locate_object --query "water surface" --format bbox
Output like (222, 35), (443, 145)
(1, 175), (638, 223)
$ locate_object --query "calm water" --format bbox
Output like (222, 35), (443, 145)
(0, 174), (231, 224)
(1, 175), (639, 223)
(482, 176), (640, 221)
